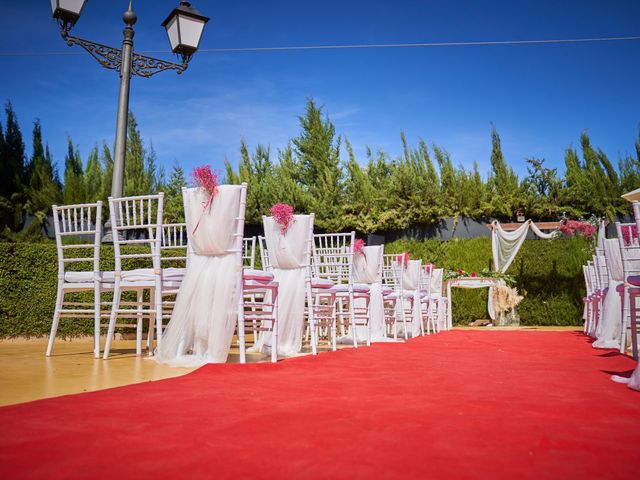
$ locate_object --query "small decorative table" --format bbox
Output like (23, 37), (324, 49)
(445, 277), (506, 329)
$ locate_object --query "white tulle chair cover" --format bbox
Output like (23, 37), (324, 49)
(352, 245), (390, 342)
(593, 239), (624, 349)
(155, 186), (244, 367)
(429, 268), (448, 330)
(401, 260), (423, 337)
(254, 215), (312, 357)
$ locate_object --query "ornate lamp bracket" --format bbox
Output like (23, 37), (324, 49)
(62, 32), (188, 78)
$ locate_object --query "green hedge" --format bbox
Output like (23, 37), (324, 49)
(0, 237), (591, 337)
(385, 236), (591, 326)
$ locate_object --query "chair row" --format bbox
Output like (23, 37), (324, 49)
(46, 190), (448, 363)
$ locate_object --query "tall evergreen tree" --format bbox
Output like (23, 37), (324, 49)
(488, 125), (519, 217)
(62, 137), (86, 205)
(163, 163), (187, 223)
(100, 142), (114, 203)
(124, 113), (146, 196)
(84, 145), (103, 202)
(25, 120), (62, 220)
(291, 99), (343, 230)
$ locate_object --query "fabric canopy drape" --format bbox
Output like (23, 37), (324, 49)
(491, 220), (556, 273)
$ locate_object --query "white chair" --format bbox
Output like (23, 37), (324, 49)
(239, 236), (279, 363)
(159, 222), (188, 330)
(582, 265), (595, 335)
(428, 268), (449, 331)
(419, 264), (435, 334)
(103, 194), (164, 359)
(313, 232), (371, 348)
(382, 254), (412, 340)
(47, 202), (112, 358)
(619, 202), (640, 359)
(258, 214), (323, 357)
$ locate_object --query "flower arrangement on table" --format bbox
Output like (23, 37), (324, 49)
(444, 268), (516, 286)
(191, 165), (218, 234)
(493, 285), (524, 314)
(269, 203), (295, 234)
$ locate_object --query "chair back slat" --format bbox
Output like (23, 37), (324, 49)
(52, 202), (103, 278)
(109, 194), (164, 273)
(312, 232), (355, 284)
(243, 237), (256, 268)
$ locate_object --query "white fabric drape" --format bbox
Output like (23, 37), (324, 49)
(491, 220), (555, 273)
(429, 268), (448, 329)
(253, 215), (312, 357)
(155, 186), (243, 367)
(593, 239), (624, 349)
(402, 260), (423, 337)
(352, 245), (390, 342)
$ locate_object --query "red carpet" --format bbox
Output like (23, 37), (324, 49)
(1, 331), (639, 479)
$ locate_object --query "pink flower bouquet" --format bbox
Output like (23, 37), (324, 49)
(270, 203), (295, 235)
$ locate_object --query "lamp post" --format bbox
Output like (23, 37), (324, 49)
(51, 0), (209, 198)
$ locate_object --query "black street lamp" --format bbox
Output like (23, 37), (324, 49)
(51, 1), (209, 198)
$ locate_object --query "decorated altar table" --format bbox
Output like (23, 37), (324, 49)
(445, 277), (506, 328)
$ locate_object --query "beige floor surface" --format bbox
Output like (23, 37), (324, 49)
(0, 327), (581, 407)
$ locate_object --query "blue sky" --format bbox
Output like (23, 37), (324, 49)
(1, 0), (639, 181)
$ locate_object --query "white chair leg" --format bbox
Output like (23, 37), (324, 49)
(155, 285), (163, 352)
(136, 290), (144, 356)
(631, 294), (638, 361)
(93, 282), (101, 358)
(46, 282), (65, 356)
(271, 289), (278, 363)
(103, 280), (121, 360)
(620, 292), (628, 354)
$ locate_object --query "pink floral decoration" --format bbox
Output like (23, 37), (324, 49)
(192, 165), (218, 196)
(191, 165), (218, 234)
(354, 239), (365, 255)
(560, 220), (596, 239)
(270, 203), (295, 235)
(622, 225), (638, 246)
(424, 263), (434, 273)
(396, 252), (410, 268)
(471, 271), (477, 278)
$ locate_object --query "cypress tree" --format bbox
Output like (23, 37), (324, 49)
(84, 145), (103, 202)
(62, 137), (86, 205)
(163, 163), (186, 223)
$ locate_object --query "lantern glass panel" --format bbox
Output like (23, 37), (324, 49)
(177, 14), (206, 50)
(165, 16), (180, 51)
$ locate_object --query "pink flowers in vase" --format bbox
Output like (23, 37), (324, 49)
(270, 203), (294, 235)
(354, 239), (365, 255)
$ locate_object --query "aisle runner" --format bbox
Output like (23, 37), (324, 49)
(1, 331), (639, 480)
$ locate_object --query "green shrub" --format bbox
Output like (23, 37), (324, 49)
(0, 236), (591, 337)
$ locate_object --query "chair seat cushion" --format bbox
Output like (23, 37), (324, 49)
(64, 271), (115, 283)
(311, 278), (334, 289)
(628, 275), (640, 286)
(332, 283), (370, 294)
(382, 286), (393, 295)
(616, 283), (625, 293)
(121, 267), (185, 282)
(243, 268), (274, 282)
(163, 267), (186, 281)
